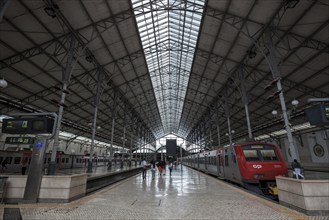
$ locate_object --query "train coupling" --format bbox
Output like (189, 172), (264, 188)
(267, 185), (278, 195)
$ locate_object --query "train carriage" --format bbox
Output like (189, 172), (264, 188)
(182, 141), (288, 196)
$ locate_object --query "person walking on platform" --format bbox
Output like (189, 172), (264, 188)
(21, 158), (28, 175)
(1, 159), (8, 173)
(157, 160), (163, 176)
(161, 160), (166, 176)
(291, 159), (304, 179)
(150, 160), (156, 179)
(168, 161), (173, 176)
(142, 158), (147, 180)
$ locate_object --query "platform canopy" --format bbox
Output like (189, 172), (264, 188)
(0, 0), (328, 151)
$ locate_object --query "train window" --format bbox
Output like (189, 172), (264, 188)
(5, 157), (13, 164)
(14, 157), (21, 164)
(243, 150), (260, 161)
(62, 158), (65, 163)
(260, 149), (279, 161)
(44, 158), (47, 164)
(225, 149), (229, 166)
(48, 158), (51, 163)
(66, 158), (69, 163)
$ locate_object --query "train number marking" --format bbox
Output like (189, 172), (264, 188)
(253, 164), (262, 169)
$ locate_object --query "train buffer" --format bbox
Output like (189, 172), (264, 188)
(268, 185), (278, 195)
(0, 176), (8, 203)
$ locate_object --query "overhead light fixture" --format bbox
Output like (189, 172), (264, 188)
(44, 7), (56, 18)
(285, 0), (299, 8)
(291, 99), (299, 107)
(0, 78), (8, 88)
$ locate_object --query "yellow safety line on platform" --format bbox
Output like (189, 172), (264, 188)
(200, 172), (308, 220)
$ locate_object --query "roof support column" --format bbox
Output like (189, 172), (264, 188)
(216, 100), (221, 148)
(87, 70), (104, 173)
(198, 127), (201, 151)
(48, 35), (75, 175)
(224, 89), (233, 147)
(122, 104), (127, 150)
(137, 123), (141, 162)
(266, 29), (298, 161)
(209, 126), (212, 150)
(239, 65), (253, 140)
(108, 91), (118, 169)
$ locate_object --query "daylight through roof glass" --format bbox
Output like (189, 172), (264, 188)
(132, 0), (205, 134)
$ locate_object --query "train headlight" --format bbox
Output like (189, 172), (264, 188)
(253, 174), (264, 179)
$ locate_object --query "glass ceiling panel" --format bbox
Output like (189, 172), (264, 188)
(132, 0), (205, 135)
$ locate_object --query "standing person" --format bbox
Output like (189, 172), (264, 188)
(161, 160), (166, 176)
(150, 160), (156, 179)
(1, 158), (8, 173)
(21, 158), (28, 175)
(168, 161), (173, 176)
(157, 160), (162, 176)
(291, 159), (304, 179)
(141, 158), (147, 180)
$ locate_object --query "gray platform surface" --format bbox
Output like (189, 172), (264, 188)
(1, 166), (328, 220)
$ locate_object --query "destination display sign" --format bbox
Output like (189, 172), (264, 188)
(2, 117), (55, 134)
(5, 137), (35, 144)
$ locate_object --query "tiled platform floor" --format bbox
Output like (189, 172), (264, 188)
(1, 166), (328, 220)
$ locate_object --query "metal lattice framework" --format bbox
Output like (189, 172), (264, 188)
(0, 0), (328, 152)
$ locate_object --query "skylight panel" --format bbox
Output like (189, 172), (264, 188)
(132, 0), (205, 135)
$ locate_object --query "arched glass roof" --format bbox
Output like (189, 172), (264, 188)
(132, 0), (205, 135)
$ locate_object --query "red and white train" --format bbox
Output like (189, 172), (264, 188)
(0, 150), (137, 173)
(182, 141), (288, 196)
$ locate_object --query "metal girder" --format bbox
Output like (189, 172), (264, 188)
(204, 5), (328, 53)
(1, 1), (325, 72)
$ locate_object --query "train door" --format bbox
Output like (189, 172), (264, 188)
(232, 147), (242, 182)
(223, 148), (229, 178)
(205, 155), (208, 172)
(217, 150), (224, 177)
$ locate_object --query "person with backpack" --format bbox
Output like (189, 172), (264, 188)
(291, 159), (304, 179)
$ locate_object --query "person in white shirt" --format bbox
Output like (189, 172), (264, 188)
(142, 158), (147, 180)
(168, 161), (173, 176)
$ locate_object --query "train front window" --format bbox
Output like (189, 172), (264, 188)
(260, 149), (279, 161)
(243, 150), (260, 161)
(243, 145), (279, 162)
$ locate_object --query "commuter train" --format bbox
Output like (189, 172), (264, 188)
(0, 150), (137, 173)
(182, 141), (288, 196)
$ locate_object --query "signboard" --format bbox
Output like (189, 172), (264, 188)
(305, 104), (329, 126)
(5, 137), (35, 144)
(166, 139), (177, 157)
(2, 117), (55, 134)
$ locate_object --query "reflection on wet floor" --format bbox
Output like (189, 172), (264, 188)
(55, 164), (140, 177)
(15, 165), (316, 220)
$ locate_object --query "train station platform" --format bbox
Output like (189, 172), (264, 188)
(1, 166), (322, 220)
